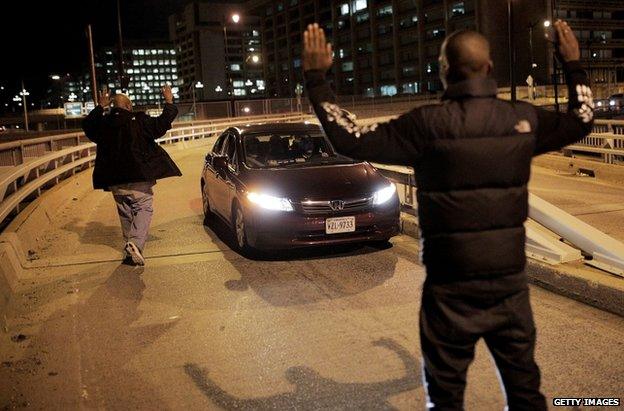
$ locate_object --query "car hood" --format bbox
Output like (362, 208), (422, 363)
(241, 162), (390, 200)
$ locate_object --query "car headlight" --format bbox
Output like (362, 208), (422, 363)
(373, 183), (397, 205)
(610, 100), (616, 107)
(247, 192), (293, 211)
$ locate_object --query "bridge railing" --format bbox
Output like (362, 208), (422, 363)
(0, 112), (311, 228)
(566, 119), (624, 164)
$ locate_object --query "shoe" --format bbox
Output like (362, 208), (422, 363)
(121, 255), (135, 266)
(124, 242), (145, 266)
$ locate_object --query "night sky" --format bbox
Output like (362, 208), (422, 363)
(0, 0), (197, 103)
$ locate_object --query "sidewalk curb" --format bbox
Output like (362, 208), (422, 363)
(399, 212), (624, 317)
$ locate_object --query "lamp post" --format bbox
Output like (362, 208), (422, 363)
(544, 20), (560, 112)
(527, 21), (540, 100)
(191, 81), (204, 119)
(507, 0), (516, 102)
(19, 81), (30, 132)
(116, 0), (129, 91)
(224, 13), (241, 117)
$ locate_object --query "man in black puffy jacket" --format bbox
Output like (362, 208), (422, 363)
(303, 20), (593, 410)
(82, 86), (181, 265)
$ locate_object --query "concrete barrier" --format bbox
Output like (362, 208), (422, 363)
(397, 212), (624, 317)
(533, 153), (624, 185)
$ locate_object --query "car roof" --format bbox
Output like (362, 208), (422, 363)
(231, 122), (322, 136)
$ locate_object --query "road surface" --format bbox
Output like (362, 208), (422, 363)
(1, 142), (623, 410)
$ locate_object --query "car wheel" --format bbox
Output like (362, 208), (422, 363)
(201, 182), (213, 225)
(370, 238), (392, 249)
(233, 204), (252, 254)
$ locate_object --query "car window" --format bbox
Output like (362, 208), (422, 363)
(223, 135), (237, 160)
(223, 135), (239, 172)
(213, 133), (228, 154)
(242, 132), (353, 169)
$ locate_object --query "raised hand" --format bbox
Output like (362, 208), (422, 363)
(162, 85), (174, 104)
(554, 20), (580, 62)
(98, 88), (111, 107)
(303, 23), (333, 72)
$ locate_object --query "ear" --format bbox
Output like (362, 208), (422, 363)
(486, 60), (493, 75)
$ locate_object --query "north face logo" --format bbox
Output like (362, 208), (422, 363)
(514, 120), (532, 133)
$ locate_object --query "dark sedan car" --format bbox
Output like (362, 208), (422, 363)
(201, 123), (400, 252)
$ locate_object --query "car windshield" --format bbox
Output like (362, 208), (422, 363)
(243, 132), (351, 168)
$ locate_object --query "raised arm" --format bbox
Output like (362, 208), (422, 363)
(534, 20), (594, 155)
(82, 89), (110, 143)
(145, 85), (179, 139)
(303, 24), (424, 166)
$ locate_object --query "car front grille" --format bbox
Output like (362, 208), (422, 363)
(296, 197), (372, 215)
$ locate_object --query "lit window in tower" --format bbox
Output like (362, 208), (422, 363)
(353, 0), (367, 11)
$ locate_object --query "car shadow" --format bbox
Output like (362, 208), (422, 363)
(202, 215), (399, 307)
(184, 337), (421, 410)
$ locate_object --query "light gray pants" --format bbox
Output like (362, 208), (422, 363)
(110, 181), (155, 251)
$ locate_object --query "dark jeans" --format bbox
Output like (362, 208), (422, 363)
(420, 272), (547, 411)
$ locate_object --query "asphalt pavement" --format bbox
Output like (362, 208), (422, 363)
(1, 143), (623, 410)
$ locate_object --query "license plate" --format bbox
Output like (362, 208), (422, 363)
(325, 216), (356, 234)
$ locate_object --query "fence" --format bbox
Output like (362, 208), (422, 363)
(0, 112), (311, 228)
(567, 119), (624, 164)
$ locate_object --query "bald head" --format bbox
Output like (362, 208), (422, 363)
(113, 94), (133, 111)
(439, 30), (493, 88)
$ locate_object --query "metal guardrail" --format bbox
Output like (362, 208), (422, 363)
(372, 162), (624, 277)
(0, 112), (311, 228)
(567, 119), (624, 164)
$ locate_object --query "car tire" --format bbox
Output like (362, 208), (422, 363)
(232, 204), (253, 255)
(201, 182), (214, 225)
(370, 238), (392, 249)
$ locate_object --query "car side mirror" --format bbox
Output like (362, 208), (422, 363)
(213, 155), (228, 171)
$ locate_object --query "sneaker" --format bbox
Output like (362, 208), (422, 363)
(121, 255), (135, 266)
(124, 242), (145, 266)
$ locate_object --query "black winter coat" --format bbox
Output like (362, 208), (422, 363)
(306, 61), (594, 282)
(82, 103), (182, 190)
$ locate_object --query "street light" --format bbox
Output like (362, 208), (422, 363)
(224, 13), (241, 116)
(50, 75), (61, 81)
(19, 83), (30, 131)
(191, 81), (204, 119)
(543, 20), (560, 112)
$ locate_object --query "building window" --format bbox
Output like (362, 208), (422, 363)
(340, 3), (349, 15)
(231, 64), (241, 71)
(402, 82), (420, 94)
(353, 0), (367, 11)
(377, 5), (392, 17)
(356, 12), (369, 23)
(451, 1), (465, 16)
(380, 85), (397, 96)
(402, 66), (417, 76)
(341, 61), (354, 72)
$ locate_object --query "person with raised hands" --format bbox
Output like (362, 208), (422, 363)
(303, 20), (592, 410)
